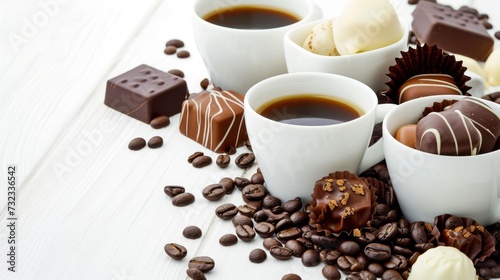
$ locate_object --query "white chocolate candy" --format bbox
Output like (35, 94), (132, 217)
(302, 19), (340, 56)
(484, 48), (500, 87)
(408, 246), (477, 280)
(333, 0), (403, 55)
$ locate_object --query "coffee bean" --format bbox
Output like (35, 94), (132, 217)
(219, 177), (235, 194)
(148, 136), (163, 148)
(187, 151), (204, 163)
(234, 177), (251, 190)
(237, 204), (260, 217)
(164, 46), (177, 55)
(392, 245), (413, 256)
(172, 192), (195, 207)
(224, 145), (237, 155)
(381, 269), (404, 280)
(282, 197), (303, 213)
(232, 215), (253, 228)
(235, 152), (255, 168)
(216, 154), (230, 168)
(337, 255), (362, 273)
(254, 222), (276, 238)
(348, 271), (377, 280)
(192, 155), (212, 168)
(249, 248), (267, 263)
(242, 184), (268, 203)
(200, 78), (210, 90)
(495, 31), (500, 40)
(377, 222), (398, 241)
(320, 249), (341, 265)
(444, 215), (463, 229)
(383, 254), (408, 272)
(276, 227), (302, 242)
(168, 69), (184, 78)
(186, 267), (206, 280)
(285, 239), (306, 257)
(355, 231), (377, 244)
(163, 185), (185, 197)
(310, 235), (340, 250)
(219, 233), (238, 246)
(262, 195), (281, 209)
(414, 242), (435, 253)
(166, 39), (184, 48)
(410, 222), (429, 243)
(407, 0), (418, 5)
(215, 203), (238, 220)
(183, 225), (202, 239)
(177, 50), (190, 58)
(301, 249), (320, 267)
(188, 256), (215, 273)
(296, 237), (314, 250)
(235, 224), (256, 242)
(263, 237), (282, 250)
(164, 243), (187, 260)
(364, 243), (391, 261)
(290, 211), (309, 227)
(269, 246), (293, 260)
(202, 184), (225, 201)
(128, 137), (146, 150)
(250, 172), (265, 184)
(282, 274), (301, 280)
(275, 218), (295, 232)
(322, 264), (341, 280)
(397, 219), (410, 236)
(339, 240), (361, 256)
(367, 263), (385, 277)
(150, 115), (170, 129)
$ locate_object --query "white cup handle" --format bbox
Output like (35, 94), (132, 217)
(357, 103), (397, 174)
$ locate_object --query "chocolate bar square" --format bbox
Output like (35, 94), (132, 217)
(412, 1), (493, 61)
(104, 64), (188, 123)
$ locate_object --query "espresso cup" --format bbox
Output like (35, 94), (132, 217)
(191, 0), (322, 94)
(244, 72), (395, 202)
(383, 95), (500, 226)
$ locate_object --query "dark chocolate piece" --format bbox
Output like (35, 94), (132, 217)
(416, 97), (500, 155)
(179, 90), (248, 153)
(397, 74), (461, 103)
(104, 64), (188, 123)
(412, 1), (494, 61)
(308, 171), (373, 234)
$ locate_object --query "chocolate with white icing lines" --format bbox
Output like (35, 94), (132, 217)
(416, 97), (500, 156)
(179, 90), (248, 153)
(398, 74), (462, 104)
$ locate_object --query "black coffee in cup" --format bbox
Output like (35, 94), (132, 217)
(203, 6), (300, 29)
(256, 94), (362, 126)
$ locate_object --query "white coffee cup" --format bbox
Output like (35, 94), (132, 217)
(244, 72), (396, 202)
(383, 95), (500, 226)
(191, 0), (322, 94)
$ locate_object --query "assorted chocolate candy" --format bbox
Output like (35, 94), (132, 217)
(104, 64), (188, 123)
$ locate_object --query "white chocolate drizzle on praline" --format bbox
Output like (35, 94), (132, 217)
(399, 74), (462, 103)
(180, 90), (245, 152)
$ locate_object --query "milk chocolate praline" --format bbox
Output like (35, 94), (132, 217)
(383, 44), (470, 104)
(431, 214), (496, 264)
(307, 171), (376, 235)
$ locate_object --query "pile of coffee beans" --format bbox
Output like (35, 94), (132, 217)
(164, 39), (191, 58)
(128, 136), (164, 150)
(186, 150), (256, 170)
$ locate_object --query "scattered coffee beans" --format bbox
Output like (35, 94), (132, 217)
(219, 233), (238, 246)
(183, 225), (202, 239)
(235, 224), (256, 242)
(235, 152), (255, 168)
(128, 137), (146, 150)
(200, 78), (210, 90)
(188, 256), (215, 273)
(192, 155), (212, 168)
(301, 249), (320, 267)
(263, 237), (282, 250)
(249, 248), (267, 263)
(164, 243), (187, 260)
(322, 264), (341, 280)
(216, 154), (230, 168)
(186, 267), (206, 280)
(164, 45), (177, 55)
(164, 185), (185, 197)
(150, 115), (170, 129)
(148, 136), (163, 148)
(219, 177), (235, 194)
(172, 192), (195, 207)
(187, 151), (204, 163)
(282, 273), (301, 280)
(166, 39), (184, 48)
(232, 215), (253, 228)
(269, 246), (293, 260)
(177, 50), (190, 58)
(202, 184), (226, 201)
(215, 203), (238, 220)
(168, 69), (184, 78)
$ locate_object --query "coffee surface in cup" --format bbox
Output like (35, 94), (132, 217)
(257, 94), (362, 126)
(203, 6), (300, 29)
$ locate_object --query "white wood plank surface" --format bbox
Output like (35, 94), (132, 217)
(1, 0), (498, 279)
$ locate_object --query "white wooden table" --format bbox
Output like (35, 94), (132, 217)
(0, 0), (498, 279)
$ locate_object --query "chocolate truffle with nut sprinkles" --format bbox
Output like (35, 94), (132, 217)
(308, 171), (375, 235)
